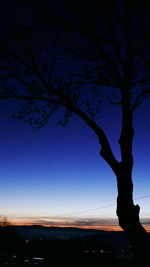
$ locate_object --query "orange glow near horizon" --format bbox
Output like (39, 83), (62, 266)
(9, 218), (150, 232)
(11, 223), (150, 232)
(12, 222), (122, 231)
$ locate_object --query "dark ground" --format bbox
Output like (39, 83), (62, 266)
(0, 225), (149, 265)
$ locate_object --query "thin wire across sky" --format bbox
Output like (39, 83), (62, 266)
(51, 194), (150, 218)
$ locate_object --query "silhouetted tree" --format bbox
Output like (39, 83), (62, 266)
(0, 0), (150, 260)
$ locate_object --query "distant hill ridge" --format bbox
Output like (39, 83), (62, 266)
(8, 225), (150, 240)
(9, 225), (105, 240)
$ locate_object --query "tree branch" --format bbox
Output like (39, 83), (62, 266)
(0, 90), (119, 173)
(70, 105), (119, 173)
(132, 90), (150, 112)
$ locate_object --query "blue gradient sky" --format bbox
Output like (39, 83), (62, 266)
(0, 98), (150, 227)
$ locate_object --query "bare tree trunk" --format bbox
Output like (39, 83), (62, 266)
(116, 172), (149, 261)
(112, 86), (149, 260)
(75, 87), (150, 260)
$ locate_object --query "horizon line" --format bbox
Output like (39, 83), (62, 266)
(4, 216), (150, 232)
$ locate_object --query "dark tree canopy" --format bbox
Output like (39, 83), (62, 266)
(0, 0), (150, 172)
(0, 0), (150, 127)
